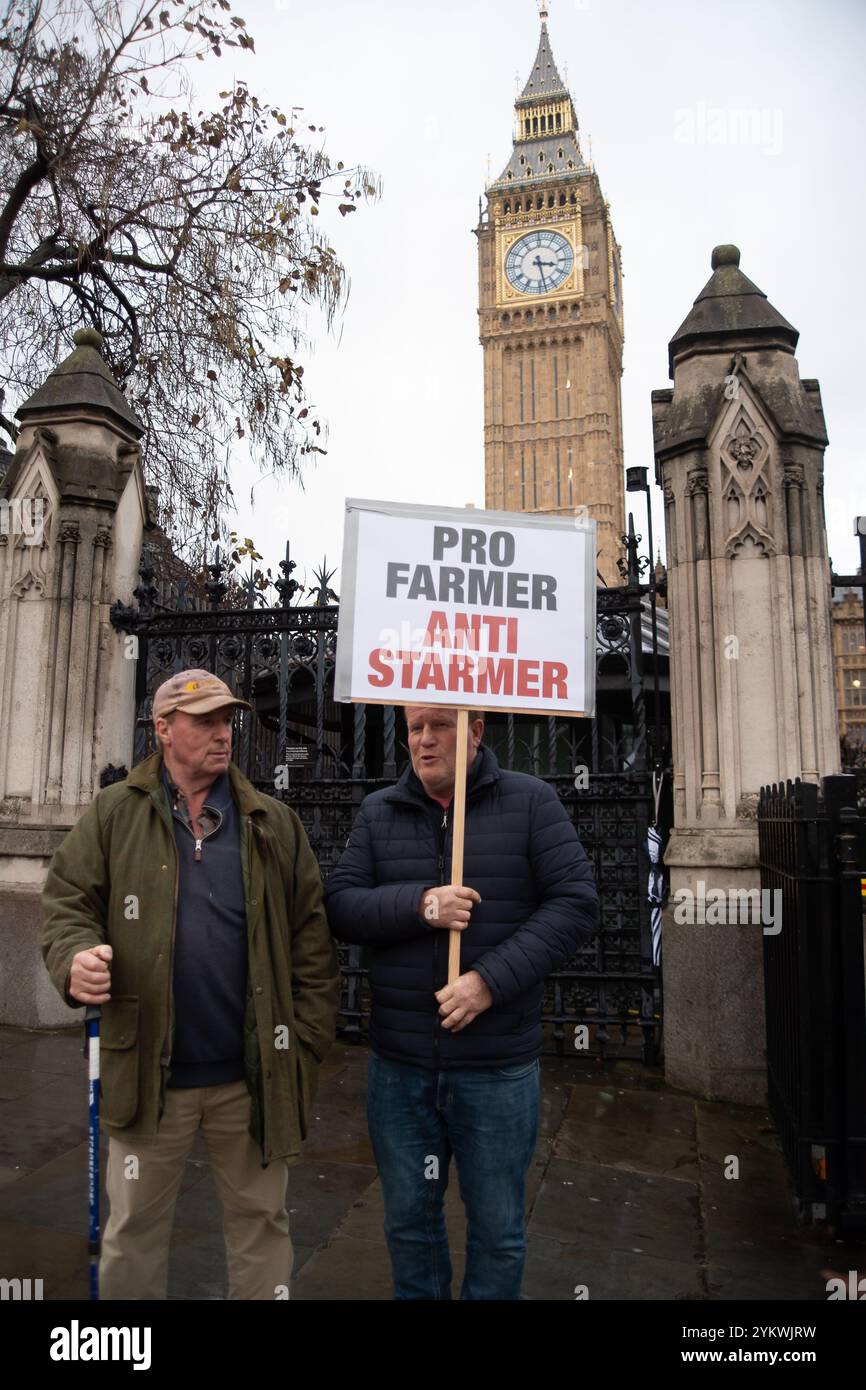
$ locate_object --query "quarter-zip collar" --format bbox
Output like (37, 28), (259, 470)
(126, 750), (274, 821)
(161, 762), (232, 815)
(161, 762), (227, 861)
(383, 741), (501, 811)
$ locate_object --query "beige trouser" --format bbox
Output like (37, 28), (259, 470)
(100, 1080), (292, 1300)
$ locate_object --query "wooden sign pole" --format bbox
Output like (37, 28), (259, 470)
(448, 707), (469, 984)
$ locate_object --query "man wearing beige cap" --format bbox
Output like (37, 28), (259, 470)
(41, 668), (340, 1299)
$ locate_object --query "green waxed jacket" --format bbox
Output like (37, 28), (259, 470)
(40, 751), (341, 1165)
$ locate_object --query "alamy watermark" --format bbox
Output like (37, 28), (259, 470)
(672, 879), (782, 934)
(826, 1270), (866, 1300)
(1, 1276), (43, 1299)
(49, 1321), (151, 1370)
(674, 103), (783, 157)
(0, 496), (46, 545)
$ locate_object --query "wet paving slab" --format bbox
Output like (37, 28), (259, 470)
(0, 1024), (855, 1301)
(524, 1230), (705, 1301)
(530, 1155), (703, 1265)
(555, 1084), (700, 1182)
(0, 1091), (87, 1172)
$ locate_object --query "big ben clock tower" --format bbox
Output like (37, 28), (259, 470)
(475, 4), (625, 585)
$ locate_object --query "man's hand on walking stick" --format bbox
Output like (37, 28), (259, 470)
(69, 944), (113, 1005)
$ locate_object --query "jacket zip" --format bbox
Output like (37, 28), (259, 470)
(162, 853), (179, 1066)
(438, 808), (448, 881)
(247, 816), (271, 1161)
(176, 807), (222, 862)
(159, 824), (180, 1071)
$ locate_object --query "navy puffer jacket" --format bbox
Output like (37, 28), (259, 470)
(324, 744), (600, 1068)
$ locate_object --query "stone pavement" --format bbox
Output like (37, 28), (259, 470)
(0, 1024), (859, 1300)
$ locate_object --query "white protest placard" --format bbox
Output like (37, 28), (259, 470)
(334, 499), (596, 717)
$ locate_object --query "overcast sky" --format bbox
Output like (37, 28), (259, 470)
(200, 0), (865, 592)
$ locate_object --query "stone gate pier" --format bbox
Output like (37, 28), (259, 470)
(0, 330), (147, 1026)
(653, 245), (840, 1103)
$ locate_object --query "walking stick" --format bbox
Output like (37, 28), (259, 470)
(83, 1006), (101, 1301)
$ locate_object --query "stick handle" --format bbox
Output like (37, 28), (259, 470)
(448, 709), (469, 984)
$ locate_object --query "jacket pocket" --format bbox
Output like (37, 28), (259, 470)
(99, 995), (140, 1127)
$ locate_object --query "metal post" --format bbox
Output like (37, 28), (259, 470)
(278, 542), (290, 787)
(644, 490), (664, 774)
(239, 563), (255, 781)
(625, 513), (647, 773)
(625, 466), (665, 774)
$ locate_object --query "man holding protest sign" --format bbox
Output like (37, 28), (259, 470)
(325, 703), (600, 1300)
(330, 498), (600, 1298)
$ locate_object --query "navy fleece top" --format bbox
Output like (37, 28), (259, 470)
(162, 765), (248, 1089)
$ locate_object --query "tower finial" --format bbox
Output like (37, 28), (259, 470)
(539, 1), (549, 22)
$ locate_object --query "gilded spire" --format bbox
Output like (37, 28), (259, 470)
(488, 5), (585, 188)
(522, 5), (567, 99)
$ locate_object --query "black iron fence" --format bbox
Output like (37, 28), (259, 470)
(758, 776), (866, 1235)
(109, 527), (670, 1064)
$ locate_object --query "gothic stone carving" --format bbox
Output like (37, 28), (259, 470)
(727, 418), (760, 472)
(721, 409), (774, 558)
(686, 471), (709, 496)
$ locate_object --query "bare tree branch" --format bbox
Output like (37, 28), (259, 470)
(0, 0), (381, 566)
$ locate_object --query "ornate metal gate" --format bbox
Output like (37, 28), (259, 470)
(109, 523), (669, 1062)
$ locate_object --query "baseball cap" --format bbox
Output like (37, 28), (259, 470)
(152, 669), (251, 722)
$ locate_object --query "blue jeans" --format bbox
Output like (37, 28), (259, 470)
(367, 1052), (540, 1300)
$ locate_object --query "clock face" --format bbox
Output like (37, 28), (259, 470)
(505, 230), (574, 295)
